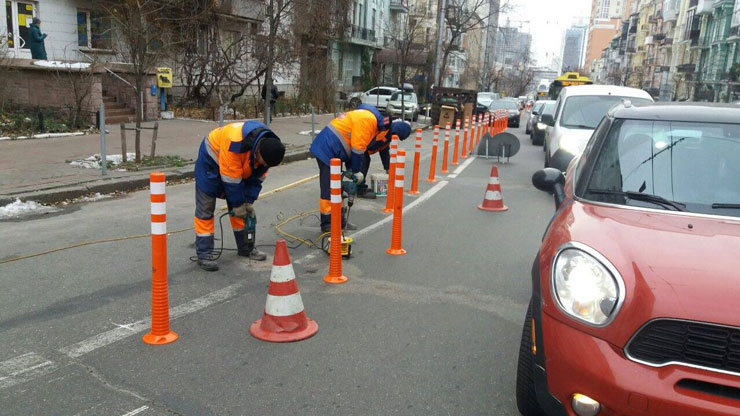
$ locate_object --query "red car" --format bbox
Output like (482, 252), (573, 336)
(517, 102), (740, 416)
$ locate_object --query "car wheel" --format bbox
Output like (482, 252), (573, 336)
(544, 145), (550, 167)
(516, 301), (546, 416)
(412, 112), (419, 122)
(349, 98), (361, 109)
(525, 126), (531, 134)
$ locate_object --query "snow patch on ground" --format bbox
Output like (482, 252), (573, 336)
(0, 199), (58, 218)
(298, 130), (317, 136)
(80, 192), (112, 202)
(32, 60), (90, 69)
(69, 153), (136, 169)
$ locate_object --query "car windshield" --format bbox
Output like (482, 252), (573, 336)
(561, 96), (652, 129)
(390, 93), (416, 102)
(533, 102), (545, 113)
(490, 101), (518, 110)
(584, 119), (740, 217)
(542, 102), (556, 115)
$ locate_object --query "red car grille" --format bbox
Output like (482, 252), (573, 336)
(626, 319), (740, 375)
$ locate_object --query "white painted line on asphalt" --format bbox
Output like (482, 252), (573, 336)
(348, 179), (448, 242)
(59, 284), (241, 359)
(121, 406), (149, 416)
(447, 156), (476, 179)
(0, 352), (57, 389)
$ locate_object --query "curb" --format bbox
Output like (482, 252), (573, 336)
(0, 148), (313, 206)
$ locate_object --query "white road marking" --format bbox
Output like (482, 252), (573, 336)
(59, 284), (241, 358)
(121, 405), (149, 416)
(446, 156), (476, 179)
(0, 352), (57, 389)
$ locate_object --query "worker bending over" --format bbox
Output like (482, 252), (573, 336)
(194, 121), (285, 271)
(310, 104), (411, 231)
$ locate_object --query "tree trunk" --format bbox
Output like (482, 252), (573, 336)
(135, 77), (142, 163)
(263, 0), (277, 126)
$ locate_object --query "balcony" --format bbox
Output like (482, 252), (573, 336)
(389, 0), (408, 11)
(696, 0), (713, 14)
(661, 37), (674, 46)
(677, 63), (696, 72)
(729, 26), (740, 39)
(348, 25), (376, 46)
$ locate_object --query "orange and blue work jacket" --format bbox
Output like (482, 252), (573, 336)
(366, 130), (391, 170)
(195, 121), (275, 207)
(309, 105), (388, 172)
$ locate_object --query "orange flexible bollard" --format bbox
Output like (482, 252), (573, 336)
(441, 122), (451, 174)
(409, 129), (422, 194)
(426, 126), (439, 183)
(383, 136), (399, 213)
(461, 117), (469, 158)
(476, 114), (483, 145)
(387, 150), (407, 256)
(452, 120), (460, 165)
(469, 116), (476, 155)
(324, 158), (348, 284)
(143, 172), (178, 345)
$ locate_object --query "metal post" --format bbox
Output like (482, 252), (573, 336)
(485, 137), (489, 160)
(120, 122), (128, 163)
(219, 105), (224, 127)
(100, 103), (107, 176)
(310, 105), (316, 141)
(150, 122), (159, 159)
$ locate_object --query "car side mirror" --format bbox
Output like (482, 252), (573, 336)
(540, 114), (555, 127)
(532, 168), (566, 209)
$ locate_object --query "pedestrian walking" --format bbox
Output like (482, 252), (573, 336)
(29, 17), (47, 60)
(309, 104), (411, 231)
(193, 121), (286, 271)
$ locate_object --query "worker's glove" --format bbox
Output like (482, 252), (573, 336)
(231, 203), (248, 219)
(245, 203), (256, 218)
(353, 172), (364, 184)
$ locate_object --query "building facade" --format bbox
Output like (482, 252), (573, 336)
(585, 0), (632, 72)
(561, 25), (588, 72)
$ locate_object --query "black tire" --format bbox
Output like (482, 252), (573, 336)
(544, 145), (550, 168)
(516, 302), (546, 416)
(412, 112), (419, 122)
(526, 125), (531, 134)
(349, 98), (361, 109)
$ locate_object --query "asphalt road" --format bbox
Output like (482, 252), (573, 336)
(0, 121), (555, 415)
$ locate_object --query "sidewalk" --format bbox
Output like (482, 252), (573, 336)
(0, 114), (334, 205)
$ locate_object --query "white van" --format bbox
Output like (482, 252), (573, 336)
(542, 85), (653, 172)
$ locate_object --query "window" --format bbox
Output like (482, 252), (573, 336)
(77, 9), (112, 50)
(560, 95), (652, 129)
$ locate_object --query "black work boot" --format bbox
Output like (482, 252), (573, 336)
(234, 230), (268, 261)
(240, 248), (267, 261)
(197, 257), (219, 271)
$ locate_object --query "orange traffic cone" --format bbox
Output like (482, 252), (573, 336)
(478, 166), (508, 212)
(251, 239), (319, 342)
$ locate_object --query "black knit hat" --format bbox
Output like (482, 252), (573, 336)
(259, 135), (285, 167)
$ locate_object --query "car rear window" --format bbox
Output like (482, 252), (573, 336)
(560, 96), (652, 129)
(583, 119), (740, 217)
(490, 101), (518, 110)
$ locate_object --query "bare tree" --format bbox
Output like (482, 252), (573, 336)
(438, 0), (505, 86)
(102, 0), (209, 162)
(51, 49), (99, 128)
(294, 0), (352, 110)
(0, 31), (13, 111)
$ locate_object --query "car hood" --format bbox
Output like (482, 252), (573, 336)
(388, 101), (416, 107)
(556, 201), (740, 342)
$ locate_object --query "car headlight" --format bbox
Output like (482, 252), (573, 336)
(552, 245), (624, 326)
(558, 135), (583, 155)
(537, 122), (547, 130)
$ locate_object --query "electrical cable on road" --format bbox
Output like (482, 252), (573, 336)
(1, 174), (321, 265)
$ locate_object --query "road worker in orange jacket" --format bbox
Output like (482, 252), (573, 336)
(194, 121), (285, 271)
(309, 104), (411, 231)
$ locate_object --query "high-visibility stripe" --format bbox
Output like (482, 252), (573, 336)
(330, 164), (341, 175)
(265, 293), (305, 316)
(151, 202), (166, 215)
(396, 167), (405, 177)
(205, 139), (219, 163)
(221, 174), (242, 184)
(319, 199), (332, 214)
(196, 233), (213, 237)
(485, 190), (502, 201)
(396, 179), (404, 188)
(489, 176), (500, 185)
(194, 217), (214, 234)
(328, 124), (351, 157)
(331, 193), (341, 203)
(151, 222), (167, 235)
(150, 182), (165, 195)
(330, 179), (341, 188)
(269, 264), (297, 283)
(351, 147), (364, 155)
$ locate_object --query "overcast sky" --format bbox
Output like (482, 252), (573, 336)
(500, 0), (592, 68)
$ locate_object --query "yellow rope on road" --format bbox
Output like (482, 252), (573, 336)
(0, 174), (320, 265)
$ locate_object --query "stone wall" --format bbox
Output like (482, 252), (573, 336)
(101, 71), (159, 121)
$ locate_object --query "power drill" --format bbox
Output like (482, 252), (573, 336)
(245, 215), (256, 247)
